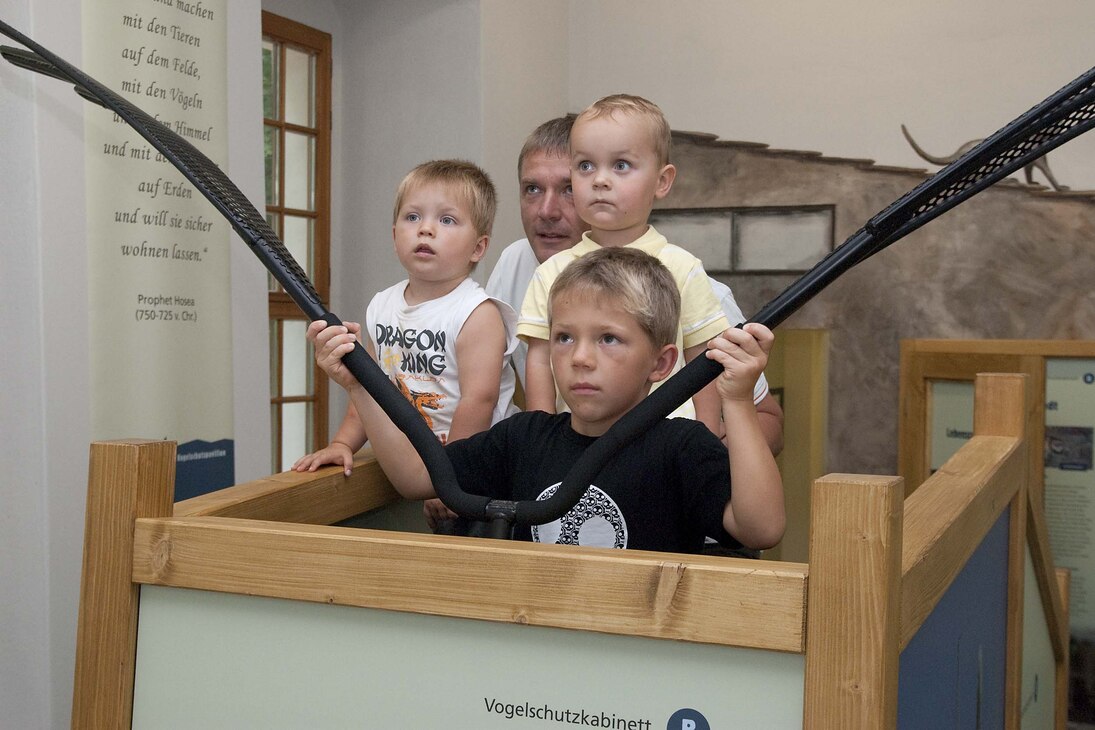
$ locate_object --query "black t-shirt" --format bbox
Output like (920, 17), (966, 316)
(445, 411), (738, 553)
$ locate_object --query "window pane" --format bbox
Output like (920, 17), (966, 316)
(649, 210), (733, 273)
(284, 46), (315, 127)
(733, 209), (833, 272)
(280, 319), (313, 397)
(282, 215), (314, 281)
(280, 402), (313, 472)
(283, 131), (315, 211)
(262, 38), (279, 120)
(264, 125), (279, 207)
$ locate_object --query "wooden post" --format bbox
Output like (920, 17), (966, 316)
(803, 473), (904, 729)
(72, 440), (175, 729)
(974, 374), (1030, 730)
(973, 373), (1028, 441)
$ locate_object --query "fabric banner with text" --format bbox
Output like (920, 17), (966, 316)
(84, 0), (233, 499)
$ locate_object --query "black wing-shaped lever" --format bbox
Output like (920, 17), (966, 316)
(0, 18), (528, 538)
(1, 45), (105, 107)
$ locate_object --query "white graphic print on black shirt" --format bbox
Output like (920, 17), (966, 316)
(444, 411), (742, 554)
(531, 483), (627, 548)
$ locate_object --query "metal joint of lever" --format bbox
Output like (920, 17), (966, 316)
(484, 500), (518, 522)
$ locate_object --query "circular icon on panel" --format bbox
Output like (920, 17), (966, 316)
(1084, 373), (1095, 384)
(667, 708), (710, 730)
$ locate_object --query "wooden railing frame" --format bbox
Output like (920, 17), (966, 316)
(72, 374), (1066, 729)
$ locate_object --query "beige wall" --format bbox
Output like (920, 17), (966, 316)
(567, 0), (1095, 191)
(667, 134), (1095, 477)
(480, 0), (569, 273)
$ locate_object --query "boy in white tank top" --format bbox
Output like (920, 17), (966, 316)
(294, 160), (518, 530)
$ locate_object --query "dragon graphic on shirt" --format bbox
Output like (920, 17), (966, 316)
(394, 374), (445, 432)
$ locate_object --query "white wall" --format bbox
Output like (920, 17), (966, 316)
(229, 1), (273, 487)
(15, 2), (92, 726)
(1, 3), (51, 727)
(479, 0), (569, 273)
(337, 0), (483, 302)
(568, 0), (1095, 191)
(0, 1), (268, 725)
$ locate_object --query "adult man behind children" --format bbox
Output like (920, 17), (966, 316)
(485, 117), (582, 392)
(486, 117), (784, 454)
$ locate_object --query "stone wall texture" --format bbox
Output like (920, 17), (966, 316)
(662, 131), (1095, 475)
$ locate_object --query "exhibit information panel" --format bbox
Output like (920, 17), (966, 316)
(132, 586), (805, 729)
(84, 0), (234, 499)
(929, 380), (975, 473)
(1045, 358), (1095, 637)
(1022, 547), (1057, 729)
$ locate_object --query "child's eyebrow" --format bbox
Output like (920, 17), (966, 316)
(572, 145), (639, 159)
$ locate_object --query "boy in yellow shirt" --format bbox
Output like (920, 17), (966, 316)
(518, 94), (729, 433)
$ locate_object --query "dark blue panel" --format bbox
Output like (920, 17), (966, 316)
(898, 507), (1010, 729)
(174, 438), (235, 501)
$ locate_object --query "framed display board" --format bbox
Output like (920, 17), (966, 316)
(899, 339), (1095, 722)
(899, 340), (1095, 505)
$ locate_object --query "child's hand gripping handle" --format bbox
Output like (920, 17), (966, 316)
(535, 229), (869, 529)
(317, 312), (492, 520)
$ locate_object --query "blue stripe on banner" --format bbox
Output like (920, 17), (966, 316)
(175, 438), (234, 501)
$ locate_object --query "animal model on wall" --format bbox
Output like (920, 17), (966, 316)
(902, 124), (1070, 191)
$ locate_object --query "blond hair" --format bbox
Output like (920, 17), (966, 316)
(550, 247), (680, 347)
(392, 159), (497, 237)
(574, 94), (671, 165)
(517, 116), (574, 176)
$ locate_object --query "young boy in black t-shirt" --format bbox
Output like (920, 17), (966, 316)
(307, 247), (784, 552)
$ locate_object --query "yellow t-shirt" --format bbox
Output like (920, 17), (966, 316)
(516, 226), (730, 418)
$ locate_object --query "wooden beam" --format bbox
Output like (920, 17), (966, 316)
(174, 452), (399, 524)
(803, 473), (904, 729)
(974, 373), (1028, 440)
(900, 339), (1095, 358)
(977, 373), (1033, 730)
(897, 350), (1027, 497)
(900, 435), (1024, 648)
(72, 440), (175, 730)
(131, 516), (808, 653)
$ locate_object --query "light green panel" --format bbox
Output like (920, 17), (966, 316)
(1045, 358), (1095, 638)
(133, 585), (805, 728)
(929, 380), (975, 472)
(1021, 547), (1057, 728)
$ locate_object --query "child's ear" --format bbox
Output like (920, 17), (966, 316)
(648, 343), (678, 384)
(470, 234), (489, 263)
(653, 163), (676, 200)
